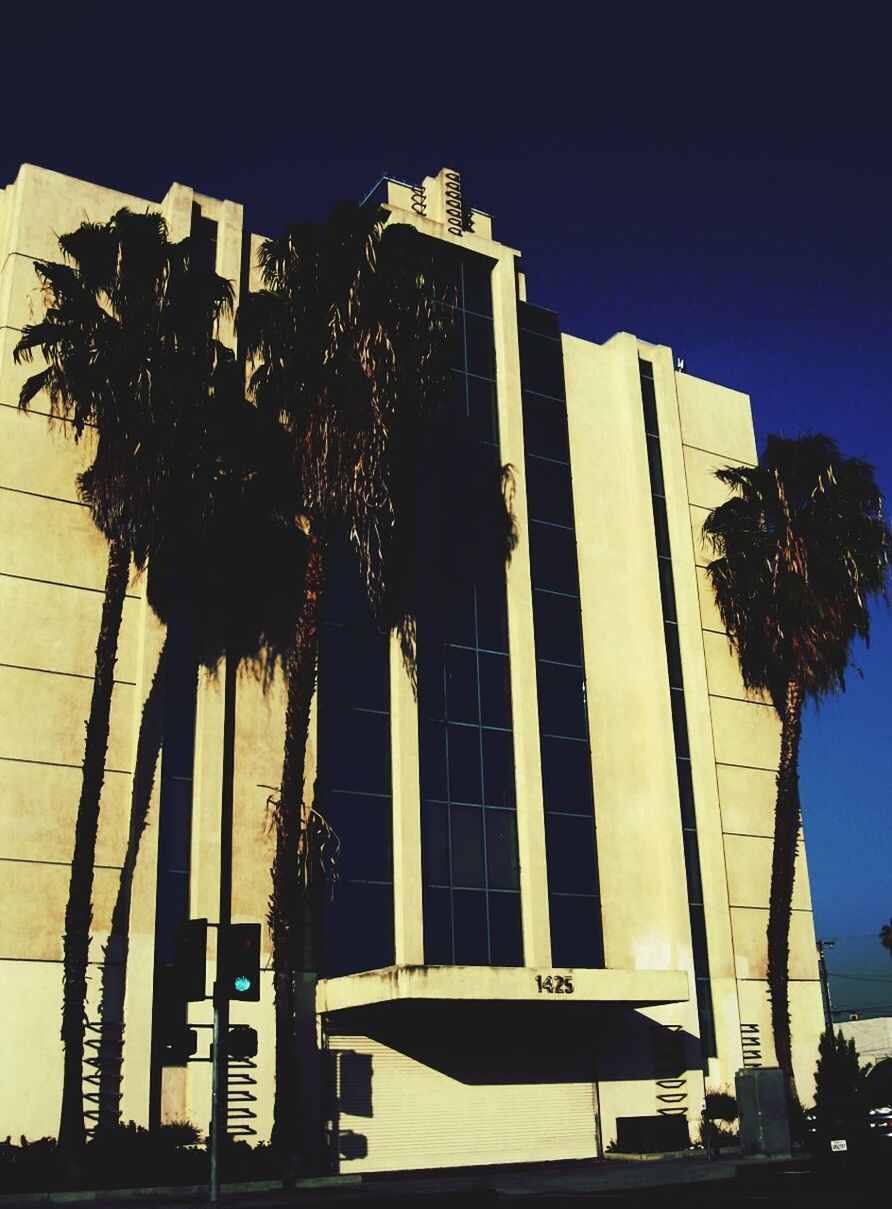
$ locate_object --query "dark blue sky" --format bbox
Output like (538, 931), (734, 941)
(5, 3), (890, 1005)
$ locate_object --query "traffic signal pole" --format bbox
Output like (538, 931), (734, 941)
(210, 654), (237, 1204)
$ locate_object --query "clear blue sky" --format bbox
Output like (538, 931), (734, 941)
(4, 3), (889, 1006)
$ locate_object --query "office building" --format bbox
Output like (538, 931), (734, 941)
(0, 164), (825, 1167)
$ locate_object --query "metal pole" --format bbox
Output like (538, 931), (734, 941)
(816, 939), (835, 1033)
(210, 653), (237, 1203)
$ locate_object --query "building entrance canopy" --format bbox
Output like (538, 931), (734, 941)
(317, 964), (689, 1016)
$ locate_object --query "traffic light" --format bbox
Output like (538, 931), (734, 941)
(164, 1025), (199, 1064)
(227, 1024), (258, 1059)
(219, 922), (261, 1001)
(173, 918), (208, 1002)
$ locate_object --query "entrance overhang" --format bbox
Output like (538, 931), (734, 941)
(317, 964), (689, 1015)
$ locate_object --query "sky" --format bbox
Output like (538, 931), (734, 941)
(4, 3), (890, 1013)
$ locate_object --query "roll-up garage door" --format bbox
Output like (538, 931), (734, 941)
(329, 1033), (598, 1172)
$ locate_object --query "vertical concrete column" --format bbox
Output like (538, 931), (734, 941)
(390, 637), (424, 965)
(490, 253), (551, 968)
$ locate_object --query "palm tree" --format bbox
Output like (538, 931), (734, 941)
(14, 210), (234, 1151)
(237, 201), (453, 1163)
(702, 433), (889, 1088)
(881, 920), (892, 959)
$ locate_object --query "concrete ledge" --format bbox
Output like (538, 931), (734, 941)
(318, 964), (689, 1013)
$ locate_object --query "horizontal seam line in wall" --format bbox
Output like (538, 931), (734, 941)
(736, 977), (820, 983)
(0, 956), (65, 965)
(0, 856), (123, 870)
(0, 571), (141, 599)
(708, 690), (772, 707)
(682, 440), (757, 468)
(0, 661), (136, 686)
(729, 904), (811, 913)
(0, 754), (131, 775)
(715, 759), (779, 773)
(722, 830), (805, 843)
(0, 484), (85, 508)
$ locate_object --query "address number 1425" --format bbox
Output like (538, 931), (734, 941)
(535, 974), (574, 994)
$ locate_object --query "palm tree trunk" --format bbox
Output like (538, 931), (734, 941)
(270, 532), (327, 1170)
(58, 536), (130, 1153)
(95, 639), (168, 1132)
(767, 674), (804, 1093)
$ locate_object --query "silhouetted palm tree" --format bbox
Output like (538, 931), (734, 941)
(237, 201), (454, 1163)
(14, 210), (234, 1151)
(881, 919), (892, 959)
(702, 434), (889, 1088)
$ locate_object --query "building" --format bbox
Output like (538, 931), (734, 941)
(0, 163), (825, 1167)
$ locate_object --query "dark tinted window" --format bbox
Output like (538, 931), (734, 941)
(549, 895), (604, 968)
(488, 892), (524, 965)
(464, 313), (495, 379)
(533, 591), (583, 666)
(664, 621), (683, 687)
(423, 886), (452, 963)
(517, 301), (560, 339)
(526, 455), (575, 528)
(537, 662), (587, 739)
(545, 814), (599, 895)
(478, 651), (511, 728)
(519, 332), (565, 398)
(646, 434), (665, 496)
(462, 255), (494, 317)
(447, 722), (482, 804)
(482, 727), (515, 807)
(486, 810), (520, 890)
(422, 801), (450, 885)
(677, 758), (696, 828)
(326, 882), (393, 977)
(467, 376), (497, 444)
(523, 393), (570, 462)
(529, 521), (579, 595)
(540, 735), (594, 816)
(452, 890), (489, 964)
(451, 805), (486, 888)
(445, 645), (479, 724)
(326, 708), (391, 795)
(322, 626), (389, 712)
(420, 719), (447, 801)
(325, 793), (392, 882)
(670, 689), (690, 757)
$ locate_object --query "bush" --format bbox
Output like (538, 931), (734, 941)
(0, 1122), (277, 1193)
(704, 1089), (738, 1123)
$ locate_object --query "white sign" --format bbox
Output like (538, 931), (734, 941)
(830, 1139), (848, 1152)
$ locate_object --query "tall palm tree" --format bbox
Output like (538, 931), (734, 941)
(14, 210), (234, 1151)
(702, 433), (889, 1088)
(237, 201), (453, 1163)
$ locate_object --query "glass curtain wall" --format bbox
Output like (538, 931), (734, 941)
(639, 357), (716, 1059)
(318, 540), (394, 977)
(418, 249), (523, 967)
(518, 302), (604, 968)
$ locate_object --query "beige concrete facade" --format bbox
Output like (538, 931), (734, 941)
(0, 163), (823, 1164)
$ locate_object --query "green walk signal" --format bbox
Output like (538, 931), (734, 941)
(220, 922), (261, 1002)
